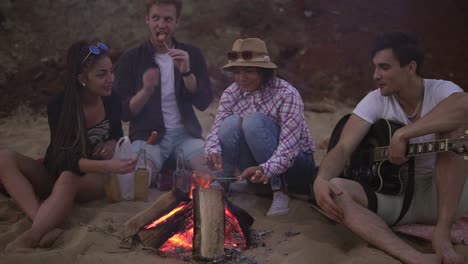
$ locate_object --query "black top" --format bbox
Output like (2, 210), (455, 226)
(43, 92), (123, 177)
(113, 38), (213, 144)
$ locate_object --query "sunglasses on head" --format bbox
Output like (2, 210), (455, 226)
(227, 50), (256, 61)
(81, 42), (109, 65)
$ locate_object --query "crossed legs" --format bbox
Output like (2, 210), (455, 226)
(0, 149), (105, 251)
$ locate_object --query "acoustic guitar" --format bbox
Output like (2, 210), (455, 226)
(328, 114), (468, 195)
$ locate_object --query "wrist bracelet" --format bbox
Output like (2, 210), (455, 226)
(181, 70), (192, 77)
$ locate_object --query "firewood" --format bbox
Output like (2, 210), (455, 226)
(193, 187), (225, 261)
(122, 188), (189, 238)
(138, 203), (193, 248)
(225, 198), (255, 248)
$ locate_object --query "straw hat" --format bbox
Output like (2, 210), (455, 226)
(222, 38), (277, 70)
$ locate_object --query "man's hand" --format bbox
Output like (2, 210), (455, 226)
(93, 140), (116, 160)
(142, 68), (160, 96)
(388, 129), (409, 165)
(239, 166), (268, 184)
(205, 153), (223, 172)
(313, 177), (344, 222)
(167, 49), (190, 74)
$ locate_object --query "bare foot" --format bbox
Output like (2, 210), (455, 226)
(4, 229), (40, 253)
(38, 228), (63, 248)
(433, 227), (465, 264)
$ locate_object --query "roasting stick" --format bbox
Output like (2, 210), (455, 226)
(157, 32), (170, 50)
(192, 171), (239, 181)
(193, 168), (266, 182)
(211, 177), (239, 181)
(163, 40), (170, 50)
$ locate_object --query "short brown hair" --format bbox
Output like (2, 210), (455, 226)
(145, 0), (183, 18)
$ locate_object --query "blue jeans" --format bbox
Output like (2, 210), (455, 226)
(217, 112), (315, 194)
(132, 128), (204, 172)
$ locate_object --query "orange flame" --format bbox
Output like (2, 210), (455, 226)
(144, 183), (248, 254)
(144, 203), (187, 229)
(225, 207), (246, 249)
(160, 227), (194, 252)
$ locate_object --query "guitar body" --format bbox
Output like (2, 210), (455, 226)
(328, 115), (409, 195)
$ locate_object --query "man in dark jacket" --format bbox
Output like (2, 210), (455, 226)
(113, 0), (212, 185)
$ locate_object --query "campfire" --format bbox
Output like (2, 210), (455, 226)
(122, 172), (254, 261)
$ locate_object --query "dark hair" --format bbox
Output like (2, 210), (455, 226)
(257, 68), (276, 87)
(371, 32), (425, 75)
(47, 40), (109, 175)
(145, 0), (182, 18)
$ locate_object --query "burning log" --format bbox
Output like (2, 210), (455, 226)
(193, 187), (225, 261)
(139, 202), (193, 249)
(123, 188), (190, 238)
(124, 184), (255, 259)
(225, 199), (255, 248)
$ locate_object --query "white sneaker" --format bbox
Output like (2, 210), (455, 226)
(266, 191), (289, 216)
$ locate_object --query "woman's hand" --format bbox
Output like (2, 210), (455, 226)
(104, 157), (138, 174)
(93, 140), (117, 160)
(238, 166), (268, 184)
(205, 152), (223, 172)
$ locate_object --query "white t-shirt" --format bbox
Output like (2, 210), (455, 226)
(155, 53), (183, 129)
(353, 79), (463, 176)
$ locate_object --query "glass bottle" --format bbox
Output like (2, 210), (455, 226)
(173, 147), (190, 193)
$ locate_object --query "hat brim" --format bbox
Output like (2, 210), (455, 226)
(222, 61), (277, 70)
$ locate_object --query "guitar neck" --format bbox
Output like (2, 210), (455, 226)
(374, 139), (450, 161)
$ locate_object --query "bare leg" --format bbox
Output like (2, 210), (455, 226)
(330, 178), (439, 264)
(5, 171), (105, 251)
(0, 149), (54, 220)
(432, 129), (468, 264)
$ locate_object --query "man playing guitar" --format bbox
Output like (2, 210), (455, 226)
(314, 32), (468, 264)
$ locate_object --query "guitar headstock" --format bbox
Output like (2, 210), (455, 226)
(448, 136), (468, 159)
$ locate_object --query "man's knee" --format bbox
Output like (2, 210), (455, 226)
(182, 139), (204, 163)
(329, 178), (368, 207)
(329, 178), (353, 198)
(218, 114), (242, 141)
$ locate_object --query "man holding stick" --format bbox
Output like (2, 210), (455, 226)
(114, 0), (212, 185)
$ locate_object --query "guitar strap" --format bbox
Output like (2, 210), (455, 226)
(393, 157), (415, 225)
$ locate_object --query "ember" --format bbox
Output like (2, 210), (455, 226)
(147, 204), (248, 253)
(126, 181), (254, 261)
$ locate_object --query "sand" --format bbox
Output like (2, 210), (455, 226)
(1, 101), (467, 264)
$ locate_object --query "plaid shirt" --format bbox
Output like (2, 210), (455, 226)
(205, 77), (316, 178)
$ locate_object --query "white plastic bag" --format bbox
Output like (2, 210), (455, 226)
(113, 136), (136, 200)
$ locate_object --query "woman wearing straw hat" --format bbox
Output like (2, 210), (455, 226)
(204, 38), (316, 216)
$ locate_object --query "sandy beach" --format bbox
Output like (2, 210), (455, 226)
(1, 102), (467, 264)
